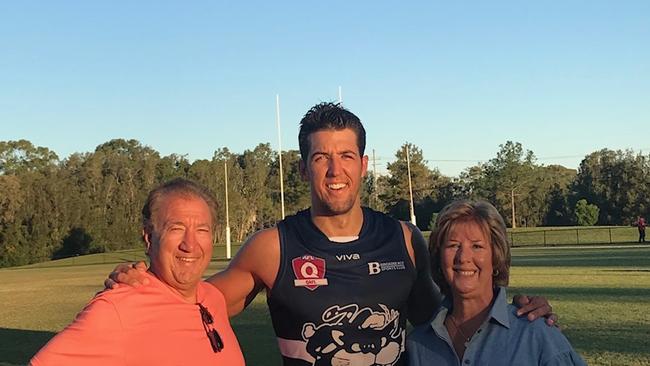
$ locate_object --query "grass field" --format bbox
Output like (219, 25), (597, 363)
(1, 245), (649, 365)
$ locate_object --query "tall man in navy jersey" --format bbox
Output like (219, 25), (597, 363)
(108, 102), (554, 366)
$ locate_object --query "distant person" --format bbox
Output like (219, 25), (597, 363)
(636, 216), (646, 243)
(30, 178), (244, 366)
(407, 200), (586, 366)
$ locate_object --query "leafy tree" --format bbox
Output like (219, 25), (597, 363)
(383, 143), (434, 206)
(456, 165), (486, 200)
(544, 183), (573, 226)
(486, 141), (536, 228)
(88, 139), (161, 251)
(462, 141), (536, 228)
(237, 143), (275, 232)
(380, 143), (450, 229)
(575, 199), (600, 226)
(520, 165), (576, 227)
(573, 149), (650, 225)
(361, 171), (385, 212)
(268, 150), (310, 218)
(53, 227), (96, 258)
(0, 140), (59, 174)
(428, 212), (439, 231)
(157, 154), (191, 181)
(0, 175), (25, 266)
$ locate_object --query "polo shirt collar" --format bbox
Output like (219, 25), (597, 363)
(429, 286), (511, 334)
(487, 286), (510, 329)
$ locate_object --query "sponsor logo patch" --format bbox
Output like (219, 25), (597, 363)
(368, 261), (406, 275)
(335, 253), (360, 261)
(292, 255), (329, 290)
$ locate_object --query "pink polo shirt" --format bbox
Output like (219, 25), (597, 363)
(31, 272), (245, 366)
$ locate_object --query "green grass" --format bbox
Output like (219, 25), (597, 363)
(1, 245), (650, 365)
(510, 246), (650, 365)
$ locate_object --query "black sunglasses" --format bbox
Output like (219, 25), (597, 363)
(197, 303), (224, 353)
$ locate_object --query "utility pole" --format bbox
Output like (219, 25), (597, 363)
(511, 189), (516, 229)
(372, 149), (378, 209)
(276, 94), (285, 219)
(338, 86), (343, 105)
(224, 161), (231, 259)
(406, 144), (416, 226)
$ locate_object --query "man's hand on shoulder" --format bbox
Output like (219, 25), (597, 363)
(513, 294), (558, 326)
(103, 261), (149, 289)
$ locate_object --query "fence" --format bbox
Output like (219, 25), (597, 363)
(508, 226), (641, 247)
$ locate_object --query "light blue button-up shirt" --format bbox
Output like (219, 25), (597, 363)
(406, 287), (586, 366)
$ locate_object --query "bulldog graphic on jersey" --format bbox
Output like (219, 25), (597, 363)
(301, 303), (404, 366)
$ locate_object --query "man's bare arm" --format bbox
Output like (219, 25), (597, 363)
(206, 228), (280, 317)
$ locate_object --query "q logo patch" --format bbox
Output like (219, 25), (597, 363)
(292, 255), (329, 291)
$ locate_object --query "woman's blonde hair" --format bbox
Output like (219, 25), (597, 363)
(430, 200), (511, 296)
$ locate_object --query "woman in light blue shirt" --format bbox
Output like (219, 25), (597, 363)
(407, 200), (586, 366)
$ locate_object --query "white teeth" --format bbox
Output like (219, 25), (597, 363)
(457, 270), (476, 276)
(177, 257), (197, 263)
(328, 183), (346, 190)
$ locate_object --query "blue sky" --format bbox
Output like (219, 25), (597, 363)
(2, 1), (648, 176)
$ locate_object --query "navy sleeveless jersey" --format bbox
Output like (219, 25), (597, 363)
(267, 207), (416, 366)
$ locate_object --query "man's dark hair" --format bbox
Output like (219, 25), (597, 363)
(298, 102), (366, 161)
(142, 178), (219, 235)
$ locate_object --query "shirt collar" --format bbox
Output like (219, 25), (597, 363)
(429, 286), (511, 333)
(488, 286), (510, 329)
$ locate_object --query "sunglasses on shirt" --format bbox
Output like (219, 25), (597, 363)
(198, 303), (224, 353)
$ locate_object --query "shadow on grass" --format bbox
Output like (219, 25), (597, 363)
(509, 286), (650, 303)
(230, 300), (281, 365)
(509, 286), (650, 360)
(564, 323), (650, 358)
(0, 328), (54, 365)
(232, 322), (281, 365)
(512, 247), (650, 267)
(602, 269), (650, 273)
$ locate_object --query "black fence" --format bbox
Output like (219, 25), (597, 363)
(508, 226), (641, 247)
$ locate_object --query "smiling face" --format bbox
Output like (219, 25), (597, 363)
(145, 193), (213, 300)
(300, 128), (368, 216)
(441, 219), (494, 302)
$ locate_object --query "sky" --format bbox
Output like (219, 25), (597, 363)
(2, 1), (649, 177)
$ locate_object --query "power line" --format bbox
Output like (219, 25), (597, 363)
(377, 148), (650, 165)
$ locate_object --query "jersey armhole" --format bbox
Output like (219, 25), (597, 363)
(267, 224), (286, 298)
(399, 221), (418, 279)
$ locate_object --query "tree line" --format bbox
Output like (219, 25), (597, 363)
(1, 138), (649, 267)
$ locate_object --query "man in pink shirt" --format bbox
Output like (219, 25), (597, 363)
(30, 178), (245, 366)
